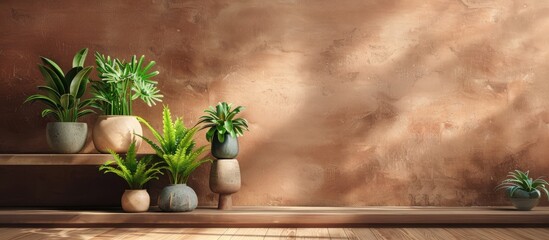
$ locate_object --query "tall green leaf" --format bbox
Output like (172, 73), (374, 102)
(72, 48), (89, 68)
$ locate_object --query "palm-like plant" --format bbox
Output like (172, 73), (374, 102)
(496, 170), (549, 200)
(99, 141), (164, 189)
(137, 106), (211, 184)
(91, 52), (163, 115)
(197, 102), (249, 143)
(24, 48), (94, 122)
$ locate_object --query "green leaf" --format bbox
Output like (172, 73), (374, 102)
(77, 109), (95, 118)
(40, 57), (65, 79)
(69, 66), (93, 98)
(72, 48), (89, 68)
(24, 94), (59, 109)
(60, 94), (75, 109)
(38, 65), (65, 93)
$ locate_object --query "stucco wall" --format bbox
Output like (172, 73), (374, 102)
(1, 0), (549, 206)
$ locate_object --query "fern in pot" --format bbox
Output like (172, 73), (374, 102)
(496, 170), (549, 210)
(137, 106), (211, 212)
(91, 52), (163, 153)
(24, 48), (94, 153)
(99, 141), (164, 212)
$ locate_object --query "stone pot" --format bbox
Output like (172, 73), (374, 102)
(157, 184), (198, 212)
(46, 122), (88, 153)
(211, 132), (239, 159)
(210, 159), (241, 210)
(121, 189), (150, 213)
(508, 189), (541, 211)
(93, 115), (142, 153)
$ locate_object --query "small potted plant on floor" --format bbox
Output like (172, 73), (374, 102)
(91, 53), (163, 153)
(137, 106), (211, 212)
(496, 170), (549, 210)
(197, 102), (249, 210)
(99, 141), (164, 212)
(24, 48), (94, 153)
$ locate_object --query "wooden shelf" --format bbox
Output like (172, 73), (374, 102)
(0, 154), (150, 165)
(0, 206), (548, 227)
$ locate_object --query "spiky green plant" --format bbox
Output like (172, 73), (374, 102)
(99, 141), (164, 189)
(24, 48), (94, 122)
(496, 170), (549, 200)
(196, 102), (249, 143)
(137, 106), (211, 184)
(91, 52), (163, 115)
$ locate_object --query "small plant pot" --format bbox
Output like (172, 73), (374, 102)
(510, 197), (540, 211)
(211, 133), (239, 159)
(157, 184), (198, 212)
(93, 115), (142, 153)
(121, 189), (150, 213)
(210, 159), (241, 210)
(46, 122), (88, 153)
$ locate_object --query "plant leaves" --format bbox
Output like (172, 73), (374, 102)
(72, 48), (89, 68)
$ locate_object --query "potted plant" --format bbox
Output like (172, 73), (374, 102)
(197, 102), (249, 210)
(137, 106), (211, 212)
(91, 52), (163, 153)
(24, 48), (94, 153)
(99, 141), (164, 212)
(197, 102), (249, 159)
(496, 170), (549, 210)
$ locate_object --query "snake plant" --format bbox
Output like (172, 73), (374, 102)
(197, 102), (249, 143)
(91, 52), (163, 115)
(496, 170), (549, 200)
(137, 106), (211, 184)
(24, 48), (94, 122)
(99, 141), (164, 189)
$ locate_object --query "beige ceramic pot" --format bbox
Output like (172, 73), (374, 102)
(210, 159), (241, 210)
(93, 115), (142, 153)
(121, 189), (150, 213)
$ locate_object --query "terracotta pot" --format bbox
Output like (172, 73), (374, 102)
(211, 132), (239, 159)
(93, 115), (142, 153)
(46, 122), (87, 153)
(157, 184), (198, 212)
(210, 159), (241, 210)
(121, 189), (150, 213)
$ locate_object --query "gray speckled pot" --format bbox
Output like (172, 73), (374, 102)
(507, 189), (541, 211)
(46, 122), (88, 153)
(157, 184), (198, 212)
(212, 133), (239, 159)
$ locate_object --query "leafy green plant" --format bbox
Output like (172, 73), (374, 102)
(137, 106), (211, 184)
(196, 102), (249, 143)
(99, 141), (164, 189)
(496, 170), (549, 200)
(24, 48), (94, 122)
(91, 52), (163, 115)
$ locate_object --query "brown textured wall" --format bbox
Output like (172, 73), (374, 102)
(1, 0), (549, 206)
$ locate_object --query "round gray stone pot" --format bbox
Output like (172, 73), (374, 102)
(211, 132), (239, 159)
(157, 184), (198, 212)
(508, 189), (541, 211)
(46, 122), (88, 153)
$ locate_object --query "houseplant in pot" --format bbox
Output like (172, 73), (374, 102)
(137, 106), (211, 212)
(99, 141), (164, 212)
(24, 48), (95, 153)
(496, 170), (549, 210)
(91, 52), (163, 153)
(197, 102), (249, 209)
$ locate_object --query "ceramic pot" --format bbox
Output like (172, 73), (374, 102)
(121, 189), (150, 213)
(210, 159), (241, 210)
(46, 122), (88, 153)
(508, 189), (540, 211)
(157, 184), (198, 212)
(93, 115), (142, 153)
(211, 132), (239, 159)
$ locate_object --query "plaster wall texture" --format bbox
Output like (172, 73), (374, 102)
(1, 0), (549, 206)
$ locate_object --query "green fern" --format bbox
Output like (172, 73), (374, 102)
(137, 105), (211, 184)
(99, 141), (164, 189)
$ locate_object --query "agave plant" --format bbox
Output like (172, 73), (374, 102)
(496, 170), (549, 200)
(197, 102), (249, 143)
(99, 141), (164, 189)
(91, 52), (163, 115)
(24, 48), (94, 122)
(137, 106), (211, 184)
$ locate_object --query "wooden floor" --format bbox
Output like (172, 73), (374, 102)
(1, 227), (549, 240)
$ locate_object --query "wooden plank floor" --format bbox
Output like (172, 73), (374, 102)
(1, 207), (548, 227)
(1, 227), (549, 240)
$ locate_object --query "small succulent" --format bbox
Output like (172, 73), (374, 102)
(99, 141), (164, 189)
(197, 102), (249, 143)
(496, 170), (549, 200)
